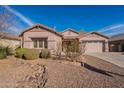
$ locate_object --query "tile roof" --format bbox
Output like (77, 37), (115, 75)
(78, 30), (87, 38)
(20, 24), (62, 37)
(79, 31), (109, 39)
(62, 28), (79, 34)
(109, 33), (124, 41)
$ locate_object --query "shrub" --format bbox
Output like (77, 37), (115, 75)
(15, 48), (51, 60)
(5, 46), (14, 55)
(24, 49), (39, 60)
(40, 49), (51, 59)
(0, 46), (13, 58)
(15, 48), (27, 58)
(0, 51), (7, 59)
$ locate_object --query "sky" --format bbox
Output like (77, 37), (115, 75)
(1, 5), (124, 36)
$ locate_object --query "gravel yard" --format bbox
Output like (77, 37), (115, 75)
(0, 56), (124, 88)
(37, 57), (124, 88)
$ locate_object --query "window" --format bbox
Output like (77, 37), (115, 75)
(32, 38), (48, 48)
(39, 39), (43, 48)
(33, 40), (37, 48)
(44, 39), (48, 48)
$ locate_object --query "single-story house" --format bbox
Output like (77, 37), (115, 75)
(0, 31), (21, 49)
(109, 33), (124, 52)
(20, 24), (109, 53)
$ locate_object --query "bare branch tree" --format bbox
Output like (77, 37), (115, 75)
(79, 41), (86, 53)
(78, 41), (86, 66)
(54, 42), (62, 60)
(0, 6), (17, 39)
(63, 40), (80, 62)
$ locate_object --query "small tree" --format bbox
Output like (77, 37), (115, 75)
(0, 6), (17, 39)
(54, 42), (62, 60)
(78, 41), (86, 66)
(79, 41), (86, 53)
(63, 40), (80, 62)
(64, 40), (86, 62)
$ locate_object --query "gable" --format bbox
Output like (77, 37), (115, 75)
(62, 29), (79, 37)
(20, 24), (62, 37)
(79, 33), (108, 41)
(22, 27), (62, 43)
(0, 32), (20, 41)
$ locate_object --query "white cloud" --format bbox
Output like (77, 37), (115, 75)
(105, 31), (123, 36)
(97, 24), (124, 36)
(98, 24), (124, 33)
(3, 5), (34, 26)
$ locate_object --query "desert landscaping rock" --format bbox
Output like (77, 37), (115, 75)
(0, 58), (48, 88)
(39, 58), (124, 88)
(0, 56), (124, 88)
(16, 64), (48, 88)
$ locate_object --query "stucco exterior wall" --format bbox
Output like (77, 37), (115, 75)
(0, 39), (20, 49)
(79, 33), (108, 42)
(62, 30), (79, 37)
(79, 33), (109, 52)
(22, 28), (62, 52)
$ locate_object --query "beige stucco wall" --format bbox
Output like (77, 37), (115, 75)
(79, 33), (109, 52)
(85, 42), (103, 52)
(62, 30), (79, 37)
(0, 39), (20, 49)
(22, 28), (62, 53)
(79, 33), (108, 42)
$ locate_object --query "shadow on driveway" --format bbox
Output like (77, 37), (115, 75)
(81, 63), (124, 77)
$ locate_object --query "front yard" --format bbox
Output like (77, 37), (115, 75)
(0, 55), (124, 88)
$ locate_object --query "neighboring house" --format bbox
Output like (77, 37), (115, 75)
(20, 24), (109, 53)
(0, 32), (21, 49)
(109, 33), (124, 52)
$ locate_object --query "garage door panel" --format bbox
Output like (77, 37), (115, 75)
(83, 41), (103, 52)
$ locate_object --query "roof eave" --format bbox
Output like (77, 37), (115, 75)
(20, 24), (63, 37)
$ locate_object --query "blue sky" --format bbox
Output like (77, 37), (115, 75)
(2, 5), (124, 36)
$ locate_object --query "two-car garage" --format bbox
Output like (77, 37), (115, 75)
(80, 32), (109, 53)
(82, 41), (104, 52)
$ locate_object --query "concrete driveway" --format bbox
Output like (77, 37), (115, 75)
(86, 52), (124, 68)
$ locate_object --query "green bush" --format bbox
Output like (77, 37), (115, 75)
(15, 48), (27, 58)
(5, 46), (14, 55)
(24, 49), (39, 60)
(40, 49), (51, 59)
(0, 51), (7, 59)
(15, 48), (51, 60)
(0, 46), (13, 58)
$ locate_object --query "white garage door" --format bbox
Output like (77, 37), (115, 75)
(83, 41), (103, 52)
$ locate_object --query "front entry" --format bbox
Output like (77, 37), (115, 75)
(62, 39), (79, 52)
